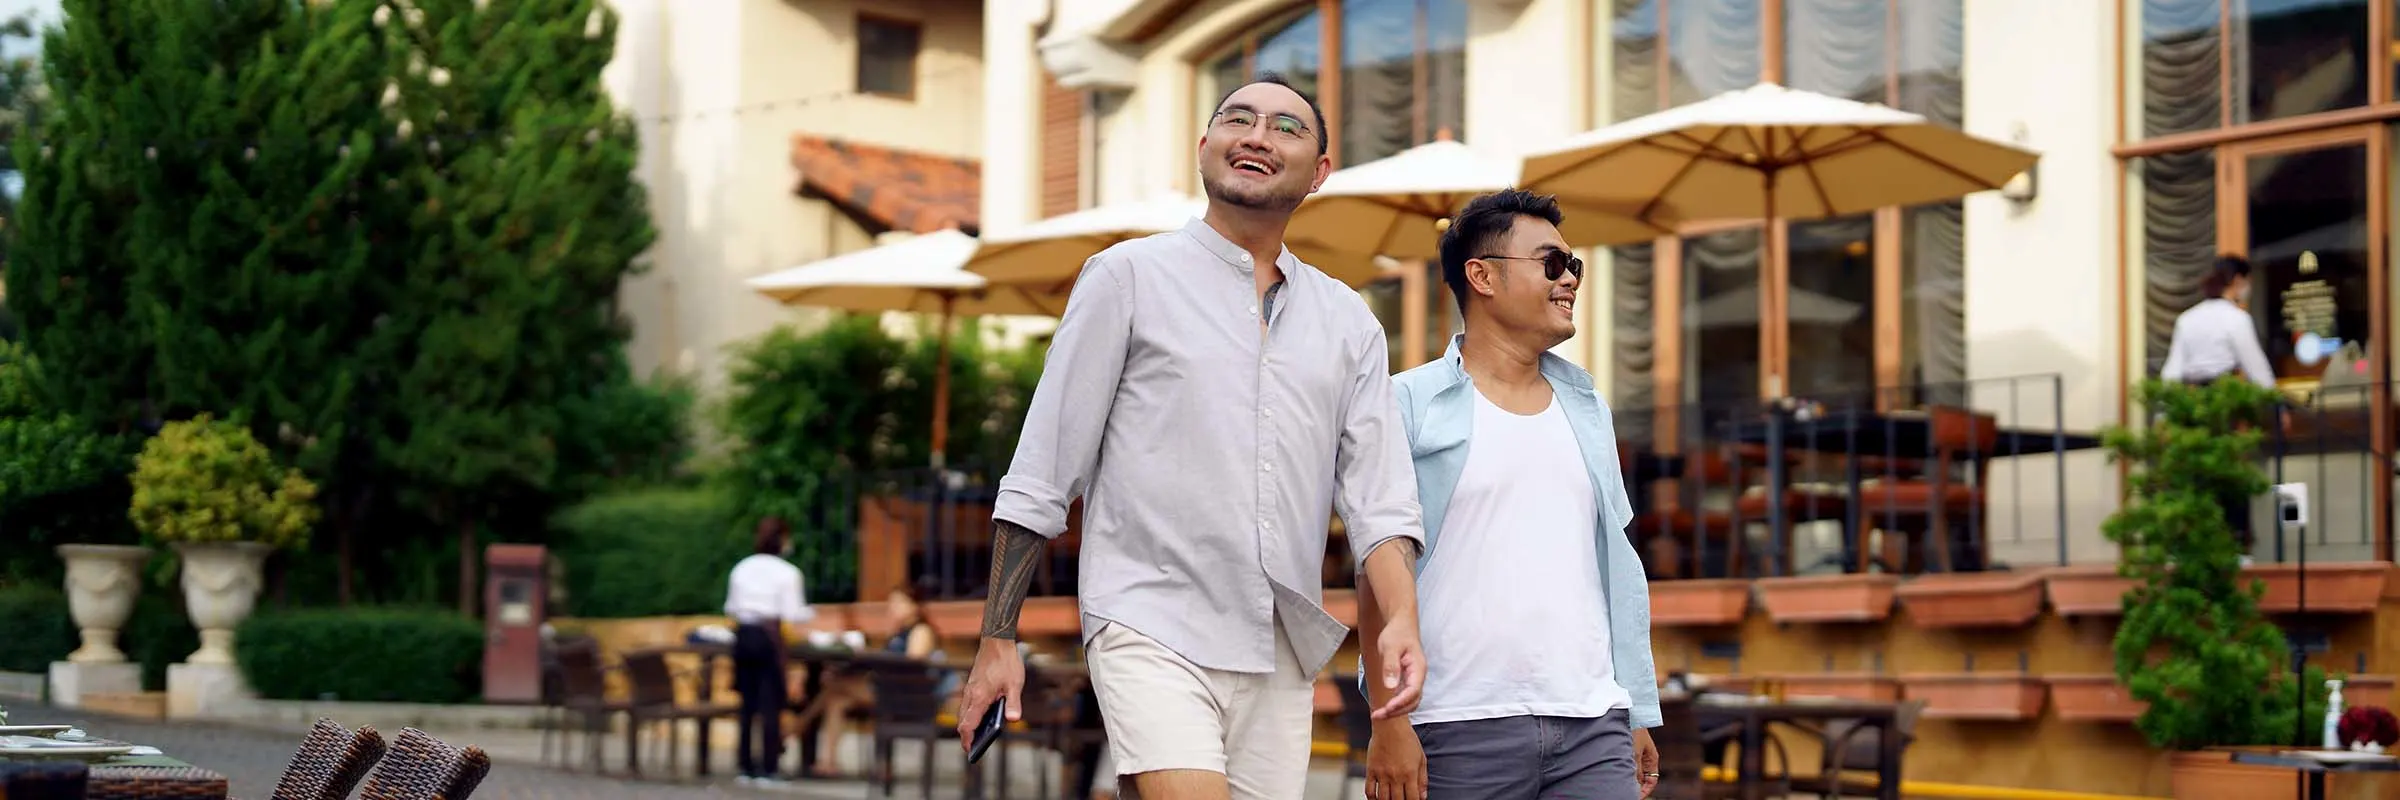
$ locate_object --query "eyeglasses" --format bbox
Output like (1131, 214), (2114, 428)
(1477, 250), (1584, 282)
(1212, 108), (1312, 143)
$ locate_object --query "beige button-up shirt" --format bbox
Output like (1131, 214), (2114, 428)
(993, 218), (1426, 676)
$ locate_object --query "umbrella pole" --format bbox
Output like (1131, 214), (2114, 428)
(931, 296), (955, 469)
(1762, 168), (1785, 399)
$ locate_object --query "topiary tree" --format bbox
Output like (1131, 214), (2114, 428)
(2103, 377), (2325, 750)
(129, 414), (319, 552)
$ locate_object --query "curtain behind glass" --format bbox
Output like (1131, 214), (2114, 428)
(1898, 0), (1966, 396)
(2141, 151), (2218, 372)
(1666, 0), (1762, 107)
(1611, 0), (1661, 122)
(1340, 0), (1467, 166)
(2143, 0), (2221, 138)
(1612, 245), (1658, 439)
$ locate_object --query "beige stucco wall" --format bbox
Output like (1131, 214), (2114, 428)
(990, 0), (2138, 565)
(1960, 0), (2123, 566)
(608, 0), (987, 392)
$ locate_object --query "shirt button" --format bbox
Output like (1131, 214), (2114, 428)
(1263, 408), (1274, 418)
(1249, 304), (1258, 316)
(1262, 461), (1273, 472)
(1240, 253), (1253, 263)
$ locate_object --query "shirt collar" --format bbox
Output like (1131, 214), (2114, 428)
(1180, 217), (1304, 278)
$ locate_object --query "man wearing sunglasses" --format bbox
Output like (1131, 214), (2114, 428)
(957, 73), (1430, 800)
(1356, 189), (1661, 800)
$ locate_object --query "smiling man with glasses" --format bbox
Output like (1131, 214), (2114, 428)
(955, 73), (1430, 800)
(1356, 189), (1663, 800)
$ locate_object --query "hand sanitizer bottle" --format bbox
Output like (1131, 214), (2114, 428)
(2325, 679), (2346, 750)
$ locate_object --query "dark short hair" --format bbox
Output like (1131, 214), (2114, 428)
(1214, 72), (1329, 156)
(2200, 253), (2252, 298)
(754, 516), (790, 556)
(1439, 189), (1566, 316)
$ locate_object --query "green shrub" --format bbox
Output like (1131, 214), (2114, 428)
(0, 585), (74, 673)
(547, 485), (748, 618)
(129, 415), (318, 550)
(2104, 378), (2325, 750)
(126, 591), (198, 691)
(234, 608), (483, 704)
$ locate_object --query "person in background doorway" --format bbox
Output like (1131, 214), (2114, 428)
(725, 517), (813, 785)
(2161, 254), (2276, 390)
(2159, 253), (2280, 558)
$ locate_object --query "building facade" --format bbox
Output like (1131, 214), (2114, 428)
(985, 0), (2399, 568)
(604, 0), (986, 389)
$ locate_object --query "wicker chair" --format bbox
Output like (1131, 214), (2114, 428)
(0, 762), (89, 800)
(356, 727), (492, 800)
(260, 718), (388, 800)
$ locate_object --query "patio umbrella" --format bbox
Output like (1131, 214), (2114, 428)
(747, 228), (1068, 465)
(1518, 81), (2038, 394)
(1292, 139), (1666, 260)
(966, 194), (1392, 290)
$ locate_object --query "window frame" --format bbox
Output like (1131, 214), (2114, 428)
(855, 12), (925, 101)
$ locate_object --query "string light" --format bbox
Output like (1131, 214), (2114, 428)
(18, 62), (981, 157)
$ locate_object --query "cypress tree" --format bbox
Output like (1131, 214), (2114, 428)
(376, 0), (654, 614)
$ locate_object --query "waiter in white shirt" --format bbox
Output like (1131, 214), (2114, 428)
(2158, 254), (2279, 555)
(724, 517), (813, 784)
(2161, 255), (2276, 390)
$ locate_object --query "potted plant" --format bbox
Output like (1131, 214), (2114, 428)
(2102, 379), (2326, 799)
(0, 341), (145, 664)
(127, 415), (318, 666)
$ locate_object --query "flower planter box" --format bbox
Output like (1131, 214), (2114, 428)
(1895, 571), (2044, 628)
(2043, 564), (2136, 616)
(2247, 562), (2393, 614)
(1900, 673), (2046, 720)
(2170, 749), (2302, 800)
(1755, 574), (1898, 624)
(1650, 579), (1752, 626)
(1769, 673), (1901, 703)
(2343, 674), (2396, 710)
(2046, 674), (2145, 722)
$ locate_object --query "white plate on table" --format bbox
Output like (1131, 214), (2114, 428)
(0, 725), (73, 737)
(2279, 750), (2398, 764)
(0, 737), (136, 762)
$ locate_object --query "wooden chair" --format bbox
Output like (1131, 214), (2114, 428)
(1853, 407), (1998, 573)
(998, 664), (1109, 800)
(0, 762), (88, 800)
(864, 660), (974, 798)
(551, 641), (630, 772)
(620, 649), (739, 777)
(1788, 700), (1925, 798)
(356, 727), (490, 800)
(261, 718), (388, 800)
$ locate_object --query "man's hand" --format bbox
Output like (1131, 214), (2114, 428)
(1364, 719), (1426, 800)
(954, 638), (1024, 751)
(1371, 611), (1425, 720)
(1634, 726), (1660, 798)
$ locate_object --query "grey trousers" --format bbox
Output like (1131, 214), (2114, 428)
(1416, 709), (1640, 800)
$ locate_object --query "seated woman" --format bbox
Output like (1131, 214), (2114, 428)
(790, 582), (946, 778)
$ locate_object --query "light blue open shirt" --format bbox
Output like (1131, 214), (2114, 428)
(1361, 334), (1661, 729)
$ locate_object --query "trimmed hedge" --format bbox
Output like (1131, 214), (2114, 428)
(234, 608), (483, 703)
(0, 585), (75, 673)
(547, 485), (749, 618)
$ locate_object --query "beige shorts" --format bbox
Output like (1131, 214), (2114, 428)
(1084, 619), (1314, 799)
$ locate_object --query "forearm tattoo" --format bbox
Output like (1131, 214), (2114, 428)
(980, 520), (1045, 640)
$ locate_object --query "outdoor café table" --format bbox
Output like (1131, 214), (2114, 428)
(2228, 750), (2400, 800)
(1695, 695), (1903, 800)
(656, 641), (946, 777)
(84, 753), (230, 800)
(1719, 407), (2104, 576)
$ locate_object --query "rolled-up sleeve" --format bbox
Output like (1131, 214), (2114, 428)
(1334, 328), (1425, 566)
(992, 255), (1134, 539)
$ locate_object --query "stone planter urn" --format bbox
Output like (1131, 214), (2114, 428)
(174, 541), (272, 666)
(56, 544), (154, 664)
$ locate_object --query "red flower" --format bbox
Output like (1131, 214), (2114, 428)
(2337, 706), (2400, 748)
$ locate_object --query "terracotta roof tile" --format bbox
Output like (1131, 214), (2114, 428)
(790, 136), (981, 235)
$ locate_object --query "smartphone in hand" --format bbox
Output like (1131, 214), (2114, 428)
(966, 701), (1007, 764)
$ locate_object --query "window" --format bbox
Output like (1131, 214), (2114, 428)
(857, 15), (922, 98)
(1605, 0), (1967, 409)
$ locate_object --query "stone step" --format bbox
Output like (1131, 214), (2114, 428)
(82, 691), (167, 721)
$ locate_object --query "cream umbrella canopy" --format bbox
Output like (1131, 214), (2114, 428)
(966, 194), (1393, 290)
(1292, 139), (1667, 260)
(747, 228), (1068, 464)
(1519, 82), (2038, 394)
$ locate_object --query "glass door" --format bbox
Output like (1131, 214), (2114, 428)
(2215, 126), (2390, 559)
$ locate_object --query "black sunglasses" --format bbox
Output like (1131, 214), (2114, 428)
(1476, 250), (1583, 282)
